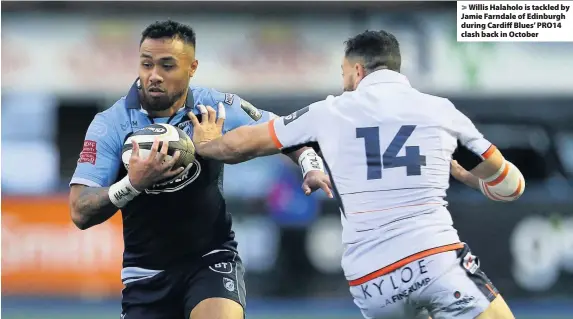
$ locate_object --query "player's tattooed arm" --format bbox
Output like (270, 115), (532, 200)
(69, 184), (118, 230)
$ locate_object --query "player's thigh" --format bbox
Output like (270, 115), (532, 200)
(121, 271), (181, 319)
(184, 252), (246, 319)
(190, 297), (244, 319)
(424, 244), (508, 319)
(475, 295), (515, 319)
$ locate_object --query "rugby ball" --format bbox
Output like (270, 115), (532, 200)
(121, 123), (195, 169)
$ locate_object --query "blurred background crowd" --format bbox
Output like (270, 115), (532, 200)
(2, 1), (573, 319)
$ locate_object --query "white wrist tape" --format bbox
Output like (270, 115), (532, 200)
(479, 160), (525, 202)
(109, 176), (141, 208)
(298, 149), (325, 178)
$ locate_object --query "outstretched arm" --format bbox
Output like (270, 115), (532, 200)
(190, 99), (325, 164)
(194, 121), (280, 164)
(190, 100), (333, 197)
(202, 92), (318, 165)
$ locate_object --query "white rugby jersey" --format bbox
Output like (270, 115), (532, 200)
(268, 70), (493, 280)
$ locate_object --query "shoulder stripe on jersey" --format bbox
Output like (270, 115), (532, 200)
(268, 119), (283, 149)
(481, 144), (497, 159)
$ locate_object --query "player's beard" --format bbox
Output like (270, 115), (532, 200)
(142, 89), (185, 112)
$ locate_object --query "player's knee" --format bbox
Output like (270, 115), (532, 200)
(190, 297), (244, 319)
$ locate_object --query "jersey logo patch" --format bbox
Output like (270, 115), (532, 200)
(78, 140), (97, 165)
(461, 251), (480, 275)
(209, 262), (233, 274)
(224, 93), (235, 105)
(120, 120), (139, 131)
(144, 159), (202, 194)
(223, 277), (235, 292)
(177, 120), (193, 136)
(283, 106), (309, 125)
(240, 99), (263, 121)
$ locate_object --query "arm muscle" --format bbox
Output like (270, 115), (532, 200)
(69, 184), (118, 230)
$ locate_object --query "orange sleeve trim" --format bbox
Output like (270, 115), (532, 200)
(268, 119), (283, 149)
(481, 144), (497, 159)
(486, 162), (509, 186)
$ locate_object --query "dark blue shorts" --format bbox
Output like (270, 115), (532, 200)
(121, 250), (246, 319)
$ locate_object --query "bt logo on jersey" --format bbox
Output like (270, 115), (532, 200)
(209, 262), (233, 274)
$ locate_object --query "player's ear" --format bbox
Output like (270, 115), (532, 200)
(189, 59), (199, 78)
(354, 63), (366, 87)
(355, 63), (366, 80)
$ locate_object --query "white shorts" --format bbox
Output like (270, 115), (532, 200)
(349, 243), (499, 319)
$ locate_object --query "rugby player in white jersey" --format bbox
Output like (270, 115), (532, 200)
(187, 30), (525, 319)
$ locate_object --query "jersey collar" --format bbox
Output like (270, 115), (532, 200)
(125, 78), (195, 111)
(357, 69), (411, 90)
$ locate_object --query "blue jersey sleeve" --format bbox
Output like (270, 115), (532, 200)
(69, 112), (122, 187)
(207, 89), (274, 134)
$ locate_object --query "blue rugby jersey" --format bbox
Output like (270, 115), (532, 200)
(71, 80), (274, 276)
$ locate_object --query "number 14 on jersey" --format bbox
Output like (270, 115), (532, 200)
(356, 125), (427, 180)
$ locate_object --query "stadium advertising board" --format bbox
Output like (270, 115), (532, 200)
(448, 201), (573, 298)
(2, 196), (572, 298)
(2, 197), (124, 296)
(1, 197), (283, 297)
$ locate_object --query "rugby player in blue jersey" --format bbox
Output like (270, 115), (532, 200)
(68, 20), (332, 319)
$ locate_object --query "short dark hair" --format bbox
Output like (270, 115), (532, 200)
(344, 30), (401, 73)
(140, 20), (196, 48)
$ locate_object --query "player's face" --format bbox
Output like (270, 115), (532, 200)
(341, 57), (364, 92)
(139, 37), (198, 112)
